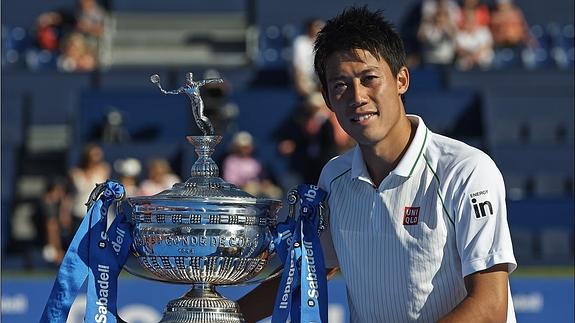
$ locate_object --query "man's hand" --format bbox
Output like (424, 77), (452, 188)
(238, 267), (339, 323)
(237, 273), (281, 323)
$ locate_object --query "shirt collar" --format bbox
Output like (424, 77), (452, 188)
(351, 115), (429, 182)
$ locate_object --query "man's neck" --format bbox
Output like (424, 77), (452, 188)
(360, 116), (417, 187)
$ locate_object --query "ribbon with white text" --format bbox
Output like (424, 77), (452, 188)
(40, 181), (131, 323)
(271, 184), (328, 323)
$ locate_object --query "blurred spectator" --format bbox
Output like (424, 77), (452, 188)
(458, 0), (490, 28)
(40, 177), (73, 265)
(75, 0), (106, 42)
(102, 109), (130, 143)
(113, 158), (142, 197)
(421, 0), (460, 26)
(31, 0), (105, 71)
(69, 143), (111, 230)
(57, 32), (97, 72)
(489, 0), (537, 68)
(455, 9), (494, 70)
(35, 9), (76, 52)
(418, 5), (457, 66)
(222, 131), (282, 199)
(137, 158), (180, 196)
(276, 93), (344, 184)
(292, 18), (325, 99)
(199, 69), (240, 135)
(489, 0), (535, 49)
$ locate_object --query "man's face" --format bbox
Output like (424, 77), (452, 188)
(322, 49), (408, 147)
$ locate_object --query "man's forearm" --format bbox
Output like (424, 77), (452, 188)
(437, 294), (507, 323)
(438, 265), (509, 323)
(237, 274), (281, 323)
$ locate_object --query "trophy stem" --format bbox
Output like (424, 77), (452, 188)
(160, 283), (245, 323)
(187, 135), (222, 178)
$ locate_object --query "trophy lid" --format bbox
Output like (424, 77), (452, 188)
(129, 135), (259, 203)
(128, 73), (277, 205)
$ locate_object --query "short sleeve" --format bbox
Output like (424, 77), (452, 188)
(452, 154), (517, 277)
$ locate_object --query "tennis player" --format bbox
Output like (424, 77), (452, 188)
(239, 6), (517, 322)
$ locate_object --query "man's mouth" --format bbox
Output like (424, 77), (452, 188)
(351, 112), (378, 122)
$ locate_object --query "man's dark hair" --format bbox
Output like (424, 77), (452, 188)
(314, 6), (406, 92)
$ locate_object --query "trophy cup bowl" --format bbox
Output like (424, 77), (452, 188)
(124, 135), (282, 323)
(122, 75), (282, 323)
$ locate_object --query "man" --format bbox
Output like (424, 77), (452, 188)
(240, 6), (516, 322)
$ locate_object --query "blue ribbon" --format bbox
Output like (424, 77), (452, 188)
(272, 184), (328, 323)
(40, 181), (132, 323)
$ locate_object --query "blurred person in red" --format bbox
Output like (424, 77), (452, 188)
(489, 0), (537, 69)
(137, 158), (181, 196)
(489, 0), (535, 49)
(455, 8), (494, 70)
(458, 0), (490, 28)
(35, 9), (76, 52)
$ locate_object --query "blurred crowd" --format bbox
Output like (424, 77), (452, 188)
(3, 0), (571, 72)
(407, 0), (537, 71)
(37, 144), (182, 265)
(14, 0), (106, 71)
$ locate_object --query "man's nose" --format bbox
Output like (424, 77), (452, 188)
(349, 79), (367, 108)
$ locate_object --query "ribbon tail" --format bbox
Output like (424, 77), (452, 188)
(271, 248), (296, 323)
(301, 218), (328, 323)
(40, 201), (102, 323)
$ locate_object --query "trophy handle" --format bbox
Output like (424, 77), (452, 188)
(287, 187), (329, 236)
(229, 186), (331, 287)
(226, 186), (332, 287)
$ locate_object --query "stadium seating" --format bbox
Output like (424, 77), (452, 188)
(228, 87), (298, 173)
(76, 90), (193, 144)
(1, 0), (573, 268)
(405, 88), (478, 136)
(507, 198), (574, 264)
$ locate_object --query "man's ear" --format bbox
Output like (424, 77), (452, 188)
(321, 87), (333, 111)
(397, 66), (409, 95)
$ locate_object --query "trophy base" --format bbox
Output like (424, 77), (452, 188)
(160, 284), (245, 323)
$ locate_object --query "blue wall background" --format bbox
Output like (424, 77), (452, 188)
(2, 276), (573, 323)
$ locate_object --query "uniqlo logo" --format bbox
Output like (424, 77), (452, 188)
(403, 207), (420, 225)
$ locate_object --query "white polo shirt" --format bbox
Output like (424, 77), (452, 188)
(319, 115), (517, 322)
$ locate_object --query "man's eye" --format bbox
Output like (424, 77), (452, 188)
(333, 82), (346, 90)
(363, 75), (378, 83)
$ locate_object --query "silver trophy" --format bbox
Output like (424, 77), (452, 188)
(123, 73), (282, 322)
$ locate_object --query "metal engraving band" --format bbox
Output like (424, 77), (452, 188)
(137, 256), (267, 284)
(131, 213), (272, 226)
